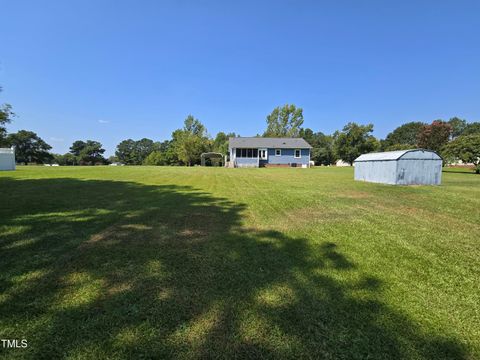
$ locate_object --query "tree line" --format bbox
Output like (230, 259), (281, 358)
(1, 94), (479, 172)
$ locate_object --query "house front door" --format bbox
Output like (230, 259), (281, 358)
(259, 149), (268, 166)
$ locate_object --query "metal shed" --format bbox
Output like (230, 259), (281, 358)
(0, 148), (16, 171)
(354, 149), (442, 185)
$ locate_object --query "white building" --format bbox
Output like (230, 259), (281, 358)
(0, 148), (15, 171)
(354, 149), (442, 185)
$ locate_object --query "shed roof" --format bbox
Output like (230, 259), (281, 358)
(354, 149), (442, 162)
(229, 137), (312, 149)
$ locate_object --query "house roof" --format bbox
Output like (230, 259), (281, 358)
(354, 149), (442, 162)
(229, 137), (312, 149)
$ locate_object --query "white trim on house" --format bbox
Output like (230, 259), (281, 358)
(294, 149), (301, 158)
(259, 149), (268, 160)
(275, 149), (281, 156)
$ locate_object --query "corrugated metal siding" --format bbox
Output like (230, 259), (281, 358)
(0, 148), (15, 171)
(355, 149), (442, 162)
(354, 161), (397, 184)
(396, 159), (442, 185)
(354, 149), (443, 185)
(400, 151), (442, 160)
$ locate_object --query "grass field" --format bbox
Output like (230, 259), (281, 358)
(0, 166), (479, 359)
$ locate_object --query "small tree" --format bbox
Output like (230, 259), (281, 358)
(443, 134), (480, 173)
(264, 104), (304, 137)
(417, 120), (452, 153)
(333, 123), (379, 165)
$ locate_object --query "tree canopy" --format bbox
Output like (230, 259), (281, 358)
(381, 122), (425, 151)
(443, 134), (480, 173)
(7, 130), (52, 165)
(212, 132), (236, 155)
(115, 138), (157, 165)
(171, 115), (210, 166)
(0, 87), (15, 146)
(333, 123), (379, 165)
(69, 140), (106, 165)
(264, 104), (304, 137)
(416, 120), (452, 153)
(299, 128), (336, 165)
(463, 122), (480, 136)
(448, 117), (467, 139)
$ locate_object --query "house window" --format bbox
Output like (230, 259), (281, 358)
(275, 149), (281, 156)
(294, 149), (301, 158)
(235, 148), (259, 158)
(259, 149), (267, 160)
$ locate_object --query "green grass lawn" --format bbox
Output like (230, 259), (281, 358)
(0, 166), (479, 359)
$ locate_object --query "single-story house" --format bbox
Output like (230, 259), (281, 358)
(0, 148), (15, 171)
(228, 137), (312, 168)
(354, 149), (442, 185)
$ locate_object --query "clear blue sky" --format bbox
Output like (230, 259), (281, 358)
(1, 0), (479, 156)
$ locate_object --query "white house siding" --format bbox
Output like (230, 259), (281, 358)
(0, 148), (15, 171)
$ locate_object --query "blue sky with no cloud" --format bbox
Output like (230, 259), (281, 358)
(1, 0), (479, 155)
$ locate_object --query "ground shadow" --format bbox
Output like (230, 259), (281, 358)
(0, 177), (468, 359)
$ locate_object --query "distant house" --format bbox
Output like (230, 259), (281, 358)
(0, 148), (15, 171)
(354, 149), (442, 185)
(228, 137), (312, 168)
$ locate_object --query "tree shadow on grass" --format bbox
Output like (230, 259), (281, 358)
(0, 177), (469, 359)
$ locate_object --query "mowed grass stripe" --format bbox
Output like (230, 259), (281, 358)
(0, 166), (478, 359)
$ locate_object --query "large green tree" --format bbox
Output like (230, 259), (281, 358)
(172, 115), (210, 166)
(416, 120), (452, 153)
(115, 138), (156, 165)
(381, 122), (425, 150)
(264, 104), (304, 137)
(443, 134), (480, 173)
(299, 128), (336, 165)
(7, 130), (52, 165)
(333, 123), (379, 165)
(213, 132), (236, 155)
(69, 140), (106, 165)
(143, 151), (167, 166)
